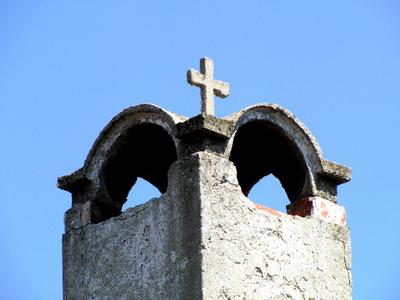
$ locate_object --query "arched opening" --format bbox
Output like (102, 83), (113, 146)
(97, 123), (177, 222)
(248, 175), (288, 213)
(122, 177), (162, 212)
(230, 120), (308, 212)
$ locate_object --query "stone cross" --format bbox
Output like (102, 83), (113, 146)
(187, 57), (230, 116)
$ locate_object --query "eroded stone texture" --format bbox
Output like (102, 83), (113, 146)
(287, 196), (347, 226)
(63, 155), (203, 300)
(63, 152), (351, 300)
(187, 57), (230, 115)
(197, 152), (351, 299)
(58, 103), (351, 226)
(59, 83), (352, 299)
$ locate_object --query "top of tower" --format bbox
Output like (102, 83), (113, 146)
(58, 57), (351, 228)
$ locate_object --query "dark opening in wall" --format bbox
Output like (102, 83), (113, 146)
(99, 123), (177, 221)
(122, 177), (162, 212)
(230, 120), (307, 211)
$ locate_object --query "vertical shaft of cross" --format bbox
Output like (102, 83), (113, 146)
(187, 57), (230, 116)
(200, 58), (214, 115)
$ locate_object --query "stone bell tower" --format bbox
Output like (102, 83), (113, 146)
(58, 57), (352, 299)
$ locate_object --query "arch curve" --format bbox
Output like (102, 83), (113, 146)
(58, 102), (351, 226)
(58, 104), (184, 223)
(99, 122), (178, 220)
(84, 104), (184, 178)
(226, 104), (327, 202)
(230, 119), (309, 202)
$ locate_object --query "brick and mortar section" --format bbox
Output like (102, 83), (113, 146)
(59, 103), (352, 299)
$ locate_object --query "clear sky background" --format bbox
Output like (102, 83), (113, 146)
(0, 1), (399, 299)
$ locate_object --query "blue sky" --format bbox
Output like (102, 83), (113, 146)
(1, 1), (399, 299)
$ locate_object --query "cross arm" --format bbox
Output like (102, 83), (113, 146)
(187, 69), (205, 87)
(213, 80), (230, 98)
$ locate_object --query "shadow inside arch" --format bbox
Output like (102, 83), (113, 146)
(230, 119), (308, 211)
(97, 123), (177, 222)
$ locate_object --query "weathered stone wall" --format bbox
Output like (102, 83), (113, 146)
(63, 154), (203, 299)
(63, 152), (351, 299)
(198, 152), (351, 299)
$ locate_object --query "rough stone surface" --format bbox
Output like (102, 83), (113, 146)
(187, 57), (230, 116)
(176, 114), (234, 157)
(59, 86), (352, 299)
(225, 104), (351, 202)
(287, 196), (347, 226)
(197, 153), (351, 299)
(63, 152), (352, 300)
(63, 155), (203, 300)
(58, 103), (351, 222)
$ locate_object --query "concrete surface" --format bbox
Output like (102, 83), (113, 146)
(59, 98), (352, 299)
